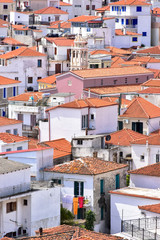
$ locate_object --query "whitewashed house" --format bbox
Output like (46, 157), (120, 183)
(0, 117), (22, 136)
(34, 6), (68, 24)
(0, 19), (8, 38)
(0, 157), (60, 238)
(0, 47), (47, 94)
(119, 97), (160, 135)
(44, 157), (128, 233)
(109, 0), (151, 47)
(59, 1), (73, 19)
(10, 11), (33, 25)
(0, 37), (27, 54)
(39, 98), (118, 142)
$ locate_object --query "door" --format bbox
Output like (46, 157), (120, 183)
(55, 63), (61, 74)
(30, 114), (36, 127)
(18, 113), (23, 122)
(118, 121), (123, 130)
(67, 49), (71, 61)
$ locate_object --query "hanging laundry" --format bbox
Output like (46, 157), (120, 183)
(78, 196), (84, 208)
(73, 197), (78, 215)
(62, 195), (73, 212)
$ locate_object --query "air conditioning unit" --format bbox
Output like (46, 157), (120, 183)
(123, 119), (130, 124)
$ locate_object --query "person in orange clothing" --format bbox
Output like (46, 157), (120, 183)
(73, 197), (78, 215)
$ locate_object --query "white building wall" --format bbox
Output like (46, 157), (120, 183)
(36, 13), (68, 22)
(137, 15), (151, 46)
(110, 193), (160, 234)
(139, 94), (160, 107)
(0, 140), (28, 153)
(60, 5), (74, 19)
(114, 35), (141, 49)
(148, 117), (160, 134)
(10, 11), (29, 25)
(0, 27), (8, 37)
(30, 187), (60, 236)
(0, 123), (22, 136)
(130, 174), (160, 189)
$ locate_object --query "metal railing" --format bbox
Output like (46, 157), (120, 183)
(122, 217), (160, 240)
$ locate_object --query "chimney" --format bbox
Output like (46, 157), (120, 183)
(39, 227), (43, 236)
(88, 88), (91, 98)
(123, 27), (126, 35)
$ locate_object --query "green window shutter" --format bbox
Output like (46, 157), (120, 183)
(74, 181), (79, 197)
(116, 174), (120, 189)
(100, 179), (104, 194)
(80, 182), (84, 196)
(101, 206), (104, 220)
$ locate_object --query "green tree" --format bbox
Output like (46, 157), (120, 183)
(61, 206), (74, 225)
(85, 210), (96, 231)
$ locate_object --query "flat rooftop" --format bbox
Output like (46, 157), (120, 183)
(110, 187), (160, 200)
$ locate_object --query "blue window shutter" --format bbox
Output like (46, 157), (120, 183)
(121, 19), (124, 24)
(3, 88), (6, 98)
(136, 6), (142, 12)
(112, 6), (114, 11)
(126, 19), (129, 25)
(80, 182), (84, 196)
(142, 32), (147, 36)
(13, 87), (16, 96)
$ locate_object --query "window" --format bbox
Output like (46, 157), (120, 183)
(136, 78), (139, 83)
(92, 5), (95, 10)
(87, 27), (91, 32)
(132, 19), (138, 25)
(101, 79), (103, 85)
(136, 6), (142, 12)
(118, 121), (123, 130)
(75, 5), (81, 7)
(114, 80), (117, 85)
(125, 78), (127, 84)
(115, 18), (119, 22)
(37, 59), (42, 67)
(3, 88), (7, 99)
(37, 77), (41, 80)
(91, 114), (94, 120)
(142, 32), (147, 36)
(3, 5), (8, 9)
(28, 77), (33, 84)
(115, 174), (120, 189)
(55, 47), (57, 55)
(112, 6), (115, 11)
(132, 122), (143, 134)
(82, 115), (88, 129)
(156, 154), (160, 163)
(101, 206), (104, 220)
(55, 16), (59, 21)
(122, 6), (126, 11)
(74, 181), (84, 197)
(126, 19), (129, 25)
(6, 202), (17, 213)
(140, 155), (145, 161)
(15, 77), (18, 80)
(23, 199), (28, 205)
(132, 37), (137, 42)
(13, 128), (18, 135)
(6, 148), (11, 152)
(6, 129), (10, 133)
(121, 18), (124, 24)
(100, 179), (104, 194)
(17, 146), (22, 150)
(77, 139), (83, 145)
(68, 80), (72, 86)
(13, 87), (16, 97)
(86, 5), (89, 10)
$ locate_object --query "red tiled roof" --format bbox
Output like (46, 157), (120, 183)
(90, 49), (111, 55)
(85, 85), (141, 95)
(106, 128), (145, 146)
(46, 37), (74, 46)
(0, 117), (22, 126)
(115, 29), (141, 36)
(137, 46), (160, 54)
(131, 133), (160, 145)
(96, 5), (110, 11)
(45, 157), (127, 175)
(0, 133), (28, 143)
(152, 7), (160, 14)
(0, 47), (46, 59)
(1, 37), (27, 46)
(129, 163), (160, 176)
(59, 1), (72, 6)
(106, 46), (132, 55)
(46, 98), (117, 112)
(0, 19), (8, 28)
(103, 97), (131, 107)
(148, 69), (160, 79)
(70, 66), (152, 78)
(0, 0), (13, 2)
(37, 73), (60, 84)
(0, 76), (20, 85)
(131, 56), (160, 63)
(68, 15), (100, 22)
(12, 24), (30, 31)
(35, 225), (123, 240)
(139, 203), (160, 214)
(111, 56), (125, 67)
(8, 92), (44, 102)
(139, 87), (160, 94)
(48, 21), (71, 29)
(141, 79), (160, 87)
(43, 138), (71, 159)
(34, 6), (68, 14)
(120, 96), (160, 119)
(110, 0), (151, 6)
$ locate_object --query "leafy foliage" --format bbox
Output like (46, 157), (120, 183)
(85, 210), (96, 231)
(61, 206), (74, 225)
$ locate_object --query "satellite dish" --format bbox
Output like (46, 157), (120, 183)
(106, 135), (111, 141)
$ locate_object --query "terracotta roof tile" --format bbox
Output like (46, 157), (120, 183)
(68, 15), (100, 23)
(110, 0), (151, 6)
(120, 96), (160, 118)
(43, 138), (71, 159)
(141, 79), (160, 87)
(46, 37), (74, 46)
(139, 203), (160, 214)
(35, 225), (122, 240)
(46, 98), (117, 112)
(12, 24), (30, 31)
(129, 163), (160, 176)
(85, 85), (141, 95)
(59, 1), (72, 6)
(8, 92), (44, 102)
(45, 157), (127, 175)
(34, 6), (68, 14)
(152, 7), (160, 14)
(148, 69), (160, 78)
(0, 117), (22, 126)
(139, 87), (160, 94)
(96, 5), (110, 11)
(90, 49), (111, 55)
(0, 133), (28, 143)
(111, 56), (125, 67)
(0, 47), (46, 59)
(48, 21), (71, 29)
(106, 129), (145, 146)
(115, 29), (141, 36)
(1, 37), (27, 46)
(70, 66), (152, 78)
(131, 56), (160, 63)
(131, 133), (160, 145)
(0, 19), (8, 28)
(106, 46), (132, 55)
(137, 46), (160, 54)
(0, 76), (20, 85)
(37, 73), (60, 84)
(103, 97), (131, 107)
(0, 0), (13, 2)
